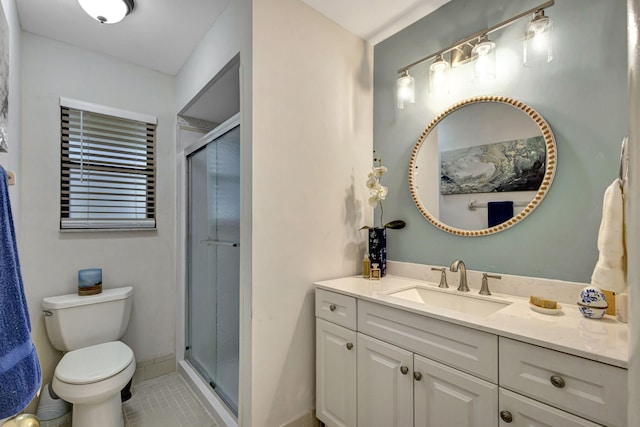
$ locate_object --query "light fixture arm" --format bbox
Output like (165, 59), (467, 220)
(396, 0), (554, 74)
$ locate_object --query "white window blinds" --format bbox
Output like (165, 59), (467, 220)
(60, 105), (157, 230)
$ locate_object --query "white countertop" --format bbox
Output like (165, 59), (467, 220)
(315, 275), (629, 369)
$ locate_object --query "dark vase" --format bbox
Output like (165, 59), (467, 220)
(368, 227), (387, 277)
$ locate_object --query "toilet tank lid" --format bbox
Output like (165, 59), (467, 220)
(43, 286), (133, 310)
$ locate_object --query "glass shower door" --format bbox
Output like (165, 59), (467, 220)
(186, 120), (240, 415)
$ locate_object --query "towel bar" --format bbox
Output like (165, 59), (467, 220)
(468, 200), (529, 211)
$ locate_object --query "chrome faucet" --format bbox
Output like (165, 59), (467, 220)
(449, 259), (470, 292)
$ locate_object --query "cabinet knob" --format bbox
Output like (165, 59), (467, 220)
(500, 411), (513, 423)
(550, 375), (566, 388)
(400, 366), (409, 375)
(329, 304), (337, 312)
(413, 372), (422, 381)
(346, 342), (353, 350)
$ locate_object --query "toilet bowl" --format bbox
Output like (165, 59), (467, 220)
(42, 287), (135, 427)
(52, 342), (134, 427)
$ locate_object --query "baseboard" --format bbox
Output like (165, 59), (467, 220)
(280, 410), (322, 427)
(132, 353), (176, 384)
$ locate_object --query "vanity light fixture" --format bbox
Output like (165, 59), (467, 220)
(396, 70), (416, 109)
(524, 10), (554, 67)
(77, 0), (134, 24)
(471, 36), (496, 82)
(395, 0), (554, 106)
(429, 55), (450, 95)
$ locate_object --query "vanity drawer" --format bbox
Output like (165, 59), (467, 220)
(499, 337), (627, 427)
(358, 300), (498, 382)
(315, 289), (357, 330)
(499, 388), (601, 427)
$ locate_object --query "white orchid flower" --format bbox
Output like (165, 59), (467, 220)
(372, 165), (388, 177)
(377, 185), (388, 200)
(366, 174), (379, 190)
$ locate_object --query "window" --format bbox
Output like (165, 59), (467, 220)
(60, 98), (157, 230)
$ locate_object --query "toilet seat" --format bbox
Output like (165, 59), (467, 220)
(55, 341), (134, 385)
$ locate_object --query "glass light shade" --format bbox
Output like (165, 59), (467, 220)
(429, 57), (450, 96)
(524, 12), (553, 67)
(77, 0), (132, 24)
(396, 72), (415, 109)
(472, 39), (496, 82)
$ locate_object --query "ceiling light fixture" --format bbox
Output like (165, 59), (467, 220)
(395, 0), (554, 105)
(77, 0), (135, 24)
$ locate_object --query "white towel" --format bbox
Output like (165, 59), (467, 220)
(591, 180), (627, 293)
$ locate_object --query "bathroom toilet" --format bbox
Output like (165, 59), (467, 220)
(42, 286), (135, 427)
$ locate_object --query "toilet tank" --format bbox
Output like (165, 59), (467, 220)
(42, 286), (133, 352)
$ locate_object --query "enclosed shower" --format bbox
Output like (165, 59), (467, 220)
(184, 115), (240, 417)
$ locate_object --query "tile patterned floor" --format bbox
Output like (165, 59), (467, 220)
(123, 373), (217, 427)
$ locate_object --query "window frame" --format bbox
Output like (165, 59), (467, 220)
(59, 98), (158, 231)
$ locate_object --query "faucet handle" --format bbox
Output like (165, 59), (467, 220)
(480, 273), (501, 296)
(430, 267), (449, 289)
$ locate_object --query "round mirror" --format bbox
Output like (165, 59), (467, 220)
(409, 96), (556, 236)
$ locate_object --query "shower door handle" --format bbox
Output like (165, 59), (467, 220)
(200, 239), (239, 247)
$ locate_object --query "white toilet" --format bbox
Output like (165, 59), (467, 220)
(42, 286), (135, 427)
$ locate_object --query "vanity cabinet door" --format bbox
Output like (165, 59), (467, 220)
(414, 354), (498, 427)
(498, 388), (601, 427)
(316, 319), (357, 427)
(357, 333), (413, 427)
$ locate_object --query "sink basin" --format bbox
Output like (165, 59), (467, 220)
(384, 285), (511, 316)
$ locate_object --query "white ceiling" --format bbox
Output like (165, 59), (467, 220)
(301, 0), (451, 45)
(16, 0), (233, 75)
(16, 0), (450, 76)
(17, 0), (450, 122)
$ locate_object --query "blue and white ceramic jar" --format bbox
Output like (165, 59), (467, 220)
(577, 285), (608, 319)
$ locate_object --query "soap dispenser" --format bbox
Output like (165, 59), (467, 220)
(362, 253), (371, 278)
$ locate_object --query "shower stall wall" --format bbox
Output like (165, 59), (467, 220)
(185, 115), (240, 416)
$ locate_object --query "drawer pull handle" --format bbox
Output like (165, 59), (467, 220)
(500, 411), (513, 423)
(346, 342), (353, 350)
(550, 375), (566, 388)
(400, 366), (409, 375)
(329, 304), (337, 312)
(413, 372), (422, 381)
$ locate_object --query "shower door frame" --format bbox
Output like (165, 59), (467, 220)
(177, 113), (242, 427)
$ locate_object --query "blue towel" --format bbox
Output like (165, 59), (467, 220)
(487, 201), (514, 227)
(0, 166), (41, 418)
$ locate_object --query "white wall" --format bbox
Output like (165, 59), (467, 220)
(20, 32), (177, 386)
(0, 0), (21, 231)
(176, 0), (248, 113)
(252, 0), (372, 424)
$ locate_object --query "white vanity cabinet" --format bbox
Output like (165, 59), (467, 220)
(315, 290), (357, 427)
(316, 289), (498, 427)
(315, 286), (628, 427)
